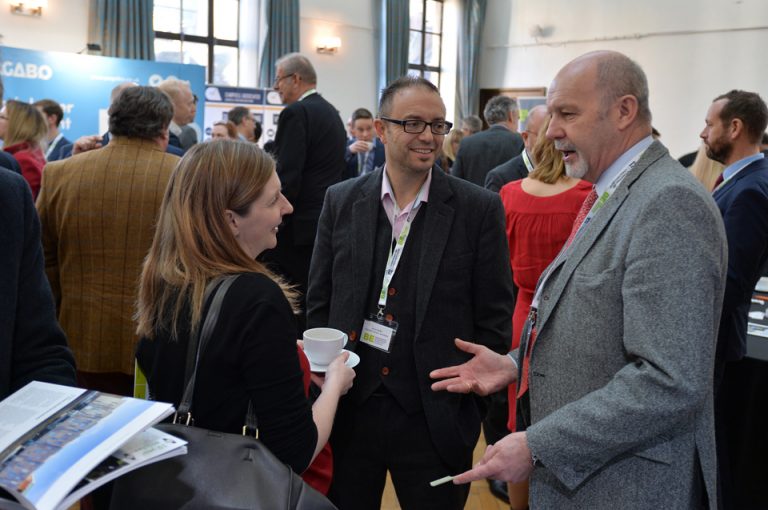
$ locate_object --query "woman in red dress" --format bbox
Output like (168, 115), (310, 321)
(499, 115), (591, 509)
(0, 100), (48, 199)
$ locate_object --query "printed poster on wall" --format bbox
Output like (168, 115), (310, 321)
(202, 85), (284, 146)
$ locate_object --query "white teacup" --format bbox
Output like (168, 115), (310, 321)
(303, 327), (348, 366)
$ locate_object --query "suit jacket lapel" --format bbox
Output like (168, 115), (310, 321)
(535, 142), (667, 334)
(351, 170), (384, 321)
(713, 157), (766, 201)
(414, 169), (454, 342)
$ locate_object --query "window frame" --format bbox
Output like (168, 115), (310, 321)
(154, 0), (240, 85)
(408, 0), (444, 87)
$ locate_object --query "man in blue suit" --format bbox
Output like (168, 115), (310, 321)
(34, 99), (71, 162)
(343, 107), (385, 180)
(704, 90), (768, 381)
(703, 89), (768, 510)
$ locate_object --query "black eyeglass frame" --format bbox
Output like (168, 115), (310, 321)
(273, 73), (296, 87)
(379, 116), (453, 135)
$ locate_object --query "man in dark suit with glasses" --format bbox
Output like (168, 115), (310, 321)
(308, 75), (514, 510)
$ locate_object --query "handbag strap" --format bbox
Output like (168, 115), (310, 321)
(175, 274), (240, 421)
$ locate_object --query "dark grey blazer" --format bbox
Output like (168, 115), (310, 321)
(520, 141), (725, 508)
(484, 152), (528, 192)
(451, 125), (524, 187)
(307, 167), (514, 468)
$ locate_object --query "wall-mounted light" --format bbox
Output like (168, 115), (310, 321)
(316, 37), (341, 55)
(10, 1), (47, 17)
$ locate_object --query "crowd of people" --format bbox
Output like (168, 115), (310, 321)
(1, 48), (767, 510)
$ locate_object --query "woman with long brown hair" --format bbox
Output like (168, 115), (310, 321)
(135, 140), (354, 478)
(0, 100), (47, 198)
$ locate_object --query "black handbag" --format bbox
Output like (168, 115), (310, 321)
(110, 275), (337, 510)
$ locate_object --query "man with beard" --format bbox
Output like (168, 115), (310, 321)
(430, 51), (726, 508)
(701, 89), (768, 509)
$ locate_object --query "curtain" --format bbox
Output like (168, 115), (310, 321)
(380, 0), (409, 90)
(89, 0), (154, 60)
(456, 0), (487, 120)
(258, 0), (300, 88)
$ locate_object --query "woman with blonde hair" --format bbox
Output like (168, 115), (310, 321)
(688, 143), (724, 191)
(135, 140), (354, 481)
(438, 128), (464, 172)
(498, 116), (591, 510)
(0, 100), (47, 198)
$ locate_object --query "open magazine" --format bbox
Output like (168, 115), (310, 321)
(0, 381), (186, 510)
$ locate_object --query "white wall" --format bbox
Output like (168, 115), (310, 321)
(0, 0), (89, 53)
(480, 0), (768, 158)
(299, 0), (380, 124)
(12, 0), (759, 157)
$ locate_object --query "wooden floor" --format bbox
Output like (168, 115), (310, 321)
(380, 435), (510, 510)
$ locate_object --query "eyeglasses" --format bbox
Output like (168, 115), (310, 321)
(380, 117), (452, 135)
(273, 73), (295, 87)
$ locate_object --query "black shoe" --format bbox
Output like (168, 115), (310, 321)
(488, 479), (509, 504)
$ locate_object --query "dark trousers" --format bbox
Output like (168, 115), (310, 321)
(715, 358), (768, 510)
(329, 393), (471, 510)
(482, 388), (510, 445)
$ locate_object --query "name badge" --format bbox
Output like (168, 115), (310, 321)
(361, 314), (399, 353)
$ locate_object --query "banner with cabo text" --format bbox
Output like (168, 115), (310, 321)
(0, 45), (206, 141)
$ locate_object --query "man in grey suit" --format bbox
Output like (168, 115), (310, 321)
(307, 76), (514, 510)
(431, 50), (727, 508)
(451, 95), (524, 187)
(485, 104), (548, 192)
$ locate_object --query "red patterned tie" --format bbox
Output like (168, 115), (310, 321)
(517, 327), (537, 398)
(565, 187), (598, 247)
(712, 173), (724, 192)
(517, 187), (598, 398)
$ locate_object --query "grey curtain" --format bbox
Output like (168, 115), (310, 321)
(382, 0), (409, 87)
(89, 0), (154, 59)
(258, 0), (300, 88)
(456, 0), (487, 120)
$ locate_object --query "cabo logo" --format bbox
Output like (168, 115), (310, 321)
(0, 61), (54, 80)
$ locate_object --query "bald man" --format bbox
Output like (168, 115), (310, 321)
(431, 50), (726, 508)
(484, 104), (549, 192)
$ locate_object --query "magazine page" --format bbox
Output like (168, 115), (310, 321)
(0, 383), (174, 510)
(0, 383), (85, 457)
(57, 427), (187, 510)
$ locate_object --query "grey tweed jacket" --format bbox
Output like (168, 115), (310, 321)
(522, 141), (726, 509)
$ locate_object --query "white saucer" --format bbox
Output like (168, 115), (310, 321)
(308, 350), (360, 373)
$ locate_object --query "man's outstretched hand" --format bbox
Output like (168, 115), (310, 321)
(429, 338), (517, 396)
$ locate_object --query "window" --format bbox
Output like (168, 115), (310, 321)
(408, 0), (443, 87)
(154, 0), (240, 85)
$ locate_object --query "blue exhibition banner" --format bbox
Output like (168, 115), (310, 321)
(0, 45), (206, 140)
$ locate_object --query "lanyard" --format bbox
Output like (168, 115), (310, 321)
(376, 181), (427, 317)
(529, 151), (643, 311)
(522, 149), (535, 174)
(45, 133), (63, 160)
